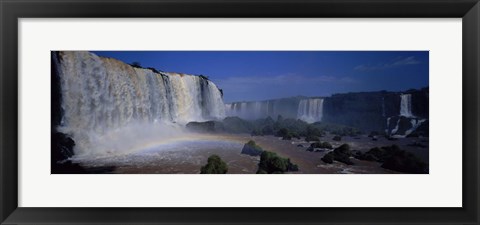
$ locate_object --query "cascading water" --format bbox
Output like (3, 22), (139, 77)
(226, 100), (277, 120)
(296, 98), (324, 123)
(54, 51), (225, 156)
(225, 97), (324, 122)
(400, 94), (413, 117)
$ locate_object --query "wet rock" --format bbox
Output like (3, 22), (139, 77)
(241, 140), (264, 156)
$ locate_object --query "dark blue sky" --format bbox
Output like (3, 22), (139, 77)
(92, 51), (429, 103)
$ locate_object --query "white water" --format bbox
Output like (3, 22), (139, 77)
(391, 118), (427, 138)
(399, 94), (414, 117)
(225, 100), (276, 120)
(296, 98), (324, 123)
(404, 119), (427, 137)
(56, 51), (225, 156)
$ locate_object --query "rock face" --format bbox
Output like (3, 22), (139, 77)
(186, 121), (216, 133)
(386, 116), (427, 137)
(51, 132), (75, 164)
(226, 88), (429, 135)
(323, 91), (400, 132)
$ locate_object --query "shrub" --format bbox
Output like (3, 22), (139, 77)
(257, 151), (298, 174)
(304, 125), (325, 137)
(200, 155), (228, 174)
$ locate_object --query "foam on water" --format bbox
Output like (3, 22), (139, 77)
(55, 51), (226, 157)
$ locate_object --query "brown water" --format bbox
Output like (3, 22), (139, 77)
(74, 133), (428, 174)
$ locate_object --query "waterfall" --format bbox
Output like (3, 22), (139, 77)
(54, 51), (225, 156)
(382, 97), (386, 117)
(400, 94), (413, 117)
(296, 98), (324, 123)
(226, 101), (266, 120)
(226, 97), (323, 121)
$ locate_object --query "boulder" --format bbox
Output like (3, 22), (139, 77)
(321, 152), (334, 164)
(241, 140), (264, 156)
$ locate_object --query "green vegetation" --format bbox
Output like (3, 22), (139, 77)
(257, 151), (298, 174)
(200, 155), (228, 174)
(275, 127), (301, 140)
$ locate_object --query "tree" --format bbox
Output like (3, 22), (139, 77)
(131, 62), (142, 68)
(257, 151), (298, 174)
(200, 155), (228, 174)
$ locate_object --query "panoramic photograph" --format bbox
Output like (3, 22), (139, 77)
(51, 51), (429, 174)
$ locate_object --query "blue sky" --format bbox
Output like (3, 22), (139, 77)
(92, 51), (429, 103)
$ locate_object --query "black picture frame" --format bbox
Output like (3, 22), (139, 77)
(1, 0), (479, 224)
